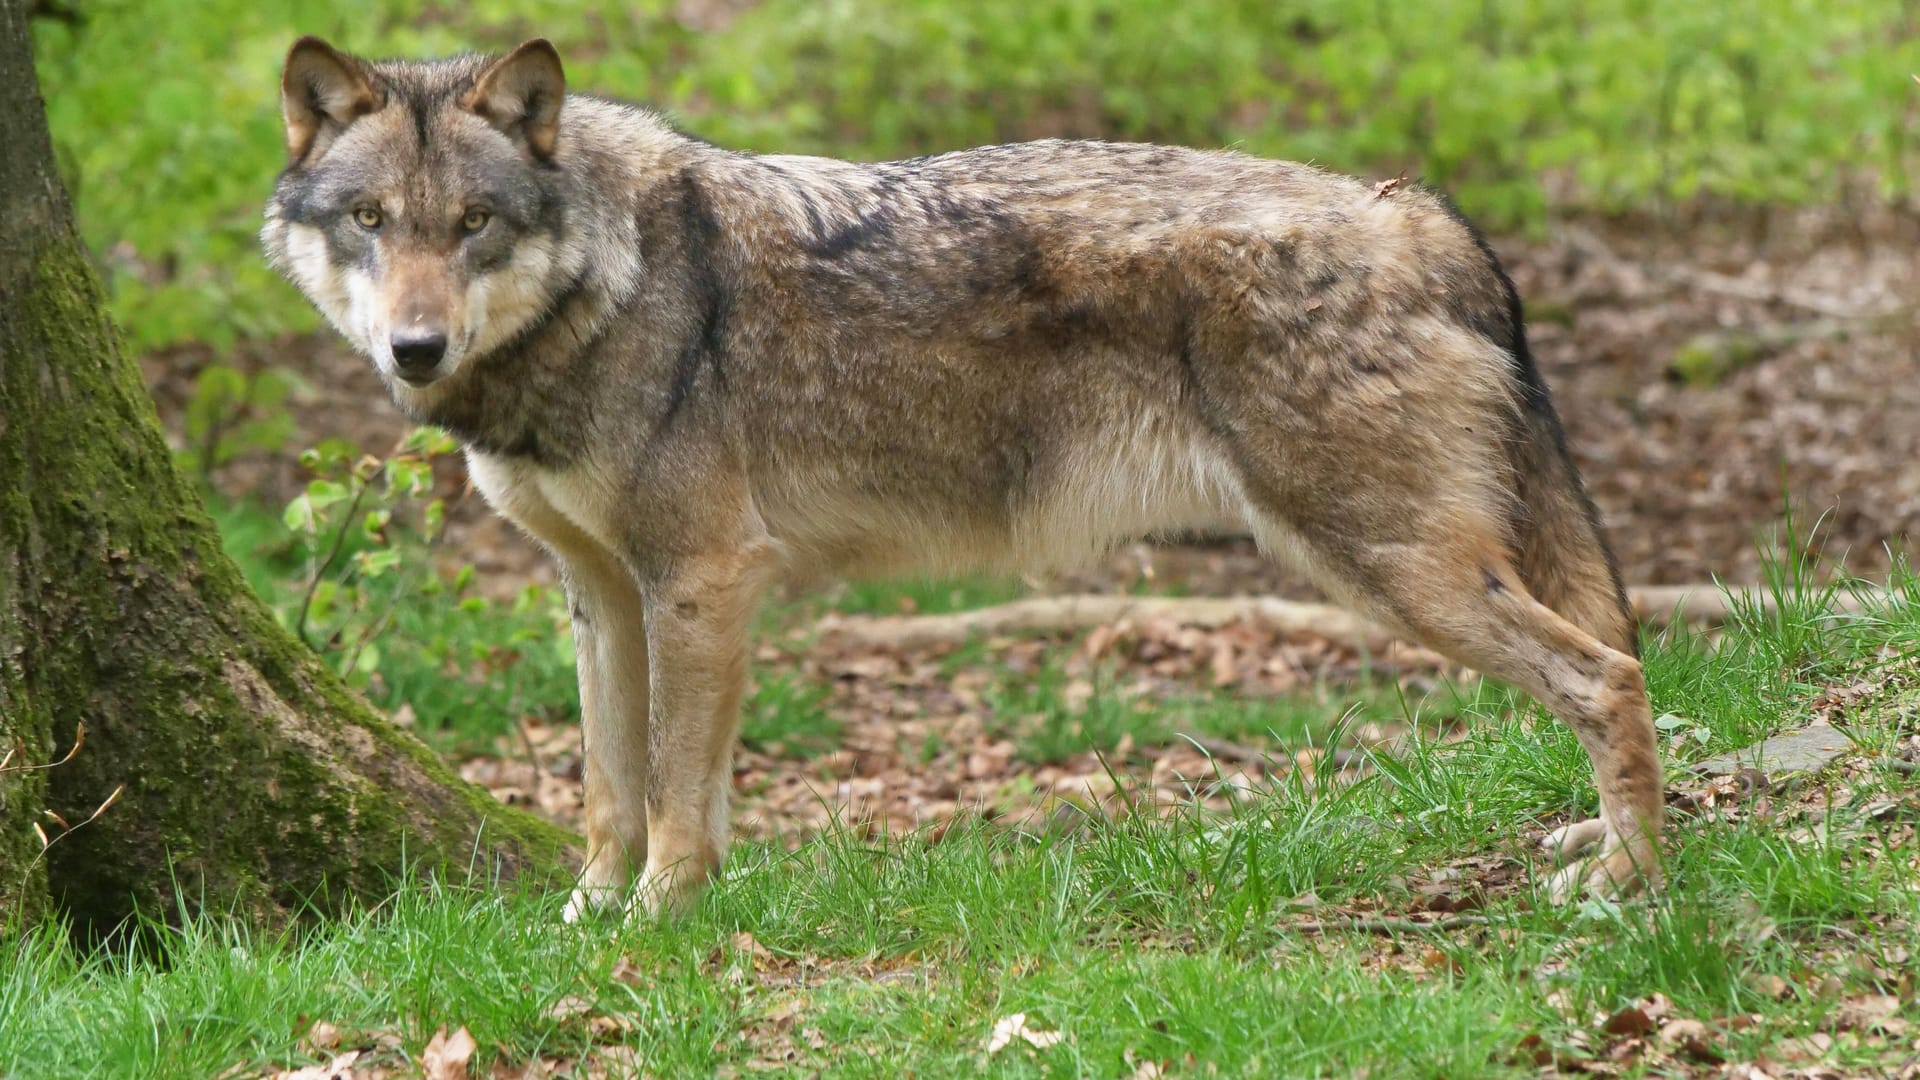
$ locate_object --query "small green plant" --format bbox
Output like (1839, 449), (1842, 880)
(1653, 710), (1715, 757)
(266, 427), (577, 748)
(280, 427), (459, 676)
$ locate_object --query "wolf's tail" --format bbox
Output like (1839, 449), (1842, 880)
(1424, 187), (1635, 657)
(1431, 190), (1637, 658)
(1498, 322), (1638, 658)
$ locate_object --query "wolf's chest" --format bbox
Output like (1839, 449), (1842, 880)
(464, 450), (628, 569)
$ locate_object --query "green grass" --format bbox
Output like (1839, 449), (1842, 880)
(741, 671), (841, 759)
(6, 555), (1918, 1077)
(4, 758), (1915, 1077)
(29, 0), (1920, 352)
(985, 658), (1525, 767)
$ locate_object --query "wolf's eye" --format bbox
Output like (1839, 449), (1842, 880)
(461, 209), (491, 234)
(353, 207), (383, 230)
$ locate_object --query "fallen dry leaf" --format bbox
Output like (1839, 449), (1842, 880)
(1835, 993), (1903, 1033)
(585, 1014), (630, 1042)
(985, 1013), (1065, 1055)
(1601, 1005), (1655, 1038)
(303, 1021), (343, 1053)
(542, 995), (594, 1022)
(732, 931), (775, 967)
(1126, 1052), (1168, 1079)
(1509, 1033), (1554, 1068)
(273, 1051), (360, 1080)
(422, 1026), (478, 1080)
(1656, 1018), (1723, 1064)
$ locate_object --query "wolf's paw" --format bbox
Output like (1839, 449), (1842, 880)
(562, 883), (628, 924)
(1541, 818), (1609, 866)
(1543, 829), (1661, 904)
(625, 864), (710, 921)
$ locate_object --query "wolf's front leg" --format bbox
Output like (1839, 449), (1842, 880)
(633, 542), (775, 917)
(560, 556), (653, 922)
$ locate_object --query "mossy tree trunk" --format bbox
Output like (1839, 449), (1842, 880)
(0, 1), (573, 938)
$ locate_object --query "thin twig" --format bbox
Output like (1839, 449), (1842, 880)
(1180, 734), (1274, 765)
(15, 782), (125, 912)
(1179, 733), (1374, 772)
(1560, 223), (1896, 320)
(1290, 914), (1492, 935)
(295, 479), (373, 650)
(514, 712), (547, 775)
(0, 722), (85, 776)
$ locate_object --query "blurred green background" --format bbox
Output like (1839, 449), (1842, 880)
(31, 0), (1920, 354)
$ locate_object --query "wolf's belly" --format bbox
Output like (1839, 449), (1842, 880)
(751, 402), (1251, 583)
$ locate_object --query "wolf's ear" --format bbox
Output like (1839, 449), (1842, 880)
(280, 37), (383, 165)
(461, 39), (566, 160)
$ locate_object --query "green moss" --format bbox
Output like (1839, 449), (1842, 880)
(1670, 334), (1767, 388)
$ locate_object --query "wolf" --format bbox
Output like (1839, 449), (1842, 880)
(263, 36), (1663, 919)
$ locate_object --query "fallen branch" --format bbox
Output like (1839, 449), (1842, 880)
(1560, 223), (1898, 321)
(817, 595), (1396, 653)
(816, 585), (1880, 651)
(1626, 584), (1876, 624)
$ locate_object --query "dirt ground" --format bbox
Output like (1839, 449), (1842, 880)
(146, 206), (1920, 598)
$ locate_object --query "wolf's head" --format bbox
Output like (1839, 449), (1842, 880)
(262, 38), (582, 391)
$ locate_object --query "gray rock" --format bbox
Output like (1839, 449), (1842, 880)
(1691, 722), (1854, 779)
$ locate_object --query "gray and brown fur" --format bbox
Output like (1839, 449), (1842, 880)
(263, 38), (1662, 918)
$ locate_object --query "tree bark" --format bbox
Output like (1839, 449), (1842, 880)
(1, 1), (573, 938)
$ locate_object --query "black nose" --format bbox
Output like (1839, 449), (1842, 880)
(391, 331), (447, 377)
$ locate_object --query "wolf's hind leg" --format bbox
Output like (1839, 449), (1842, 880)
(632, 541), (776, 917)
(1250, 509), (1663, 900)
(560, 554), (653, 922)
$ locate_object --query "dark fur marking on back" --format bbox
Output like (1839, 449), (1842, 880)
(803, 205), (897, 259)
(661, 168), (731, 425)
(1421, 184), (1549, 414)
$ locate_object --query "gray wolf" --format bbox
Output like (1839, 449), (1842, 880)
(262, 37), (1663, 919)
